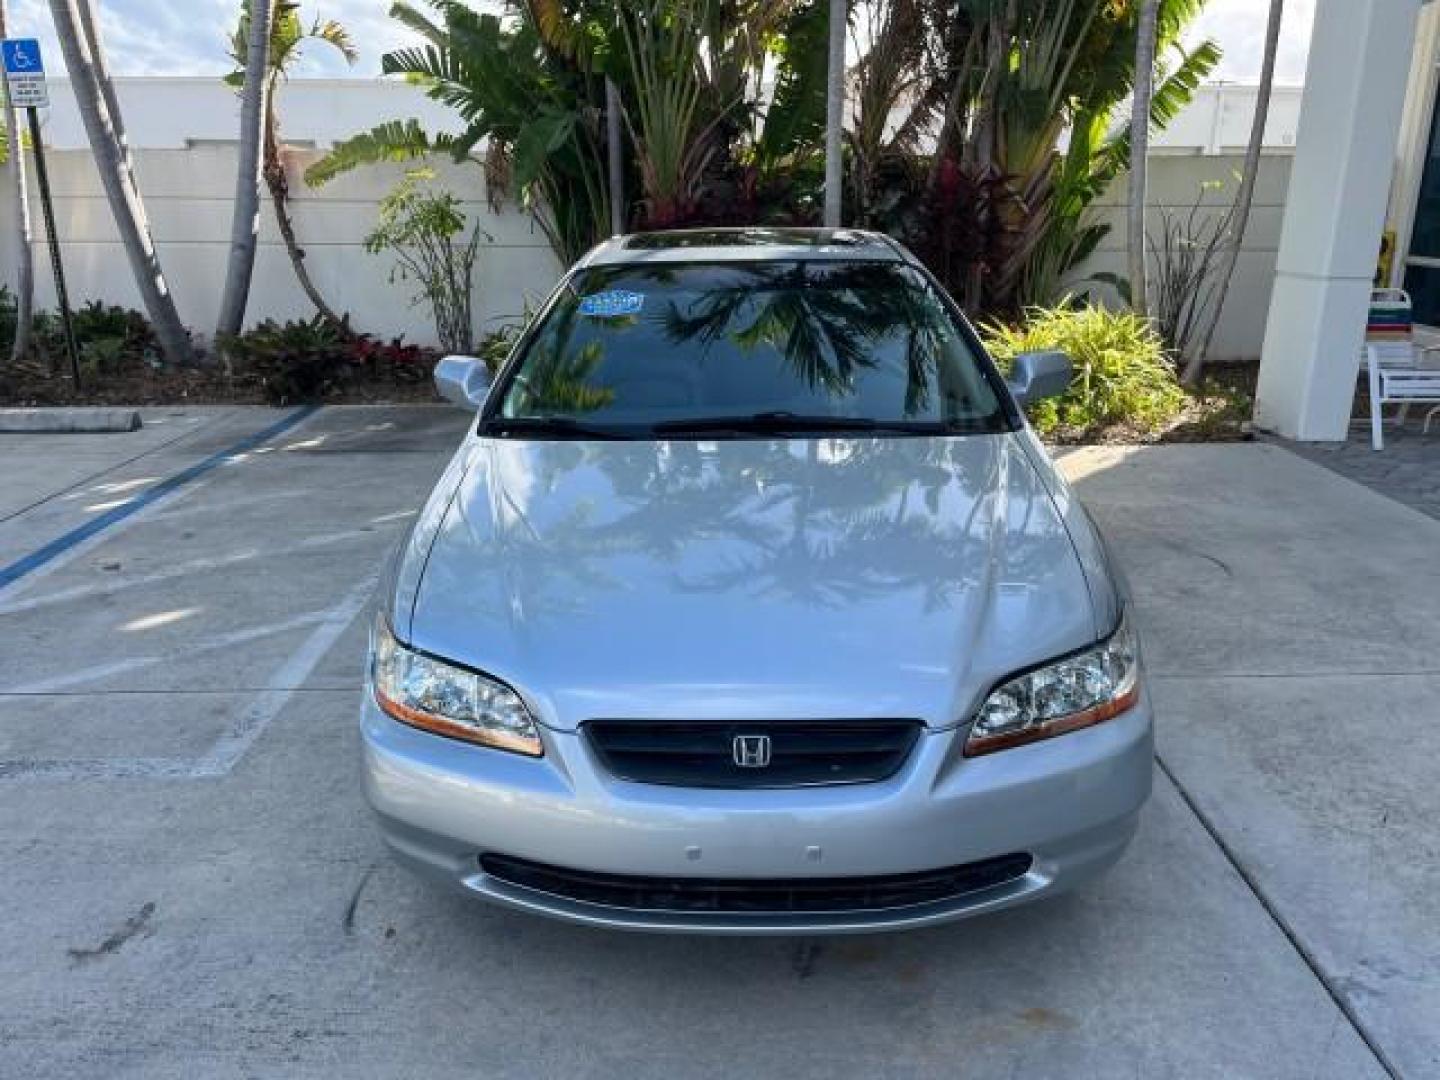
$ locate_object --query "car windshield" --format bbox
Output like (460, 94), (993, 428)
(488, 260), (1009, 437)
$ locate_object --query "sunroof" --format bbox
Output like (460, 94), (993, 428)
(623, 228), (876, 251)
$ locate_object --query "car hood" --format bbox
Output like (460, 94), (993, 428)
(406, 433), (1097, 732)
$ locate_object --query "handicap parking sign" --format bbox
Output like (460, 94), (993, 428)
(2, 39), (43, 75)
(2, 39), (48, 108)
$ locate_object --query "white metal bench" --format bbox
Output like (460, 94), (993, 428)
(1366, 343), (1440, 450)
(1361, 289), (1440, 450)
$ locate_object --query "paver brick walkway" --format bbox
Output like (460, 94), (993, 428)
(1280, 420), (1440, 522)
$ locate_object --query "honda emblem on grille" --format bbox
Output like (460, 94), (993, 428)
(733, 734), (772, 768)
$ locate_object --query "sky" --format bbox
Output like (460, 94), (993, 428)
(7, 0), (1317, 83)
(1187, 0), (1316, 86)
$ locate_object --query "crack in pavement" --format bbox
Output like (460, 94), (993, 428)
(343, 866), (378, 936)
(67, 901), (156, 965)
(789, 939), (823, 980)
(1155, 754), (1402, 1079)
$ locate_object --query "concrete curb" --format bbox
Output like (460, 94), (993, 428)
(0, 408), (143, 434)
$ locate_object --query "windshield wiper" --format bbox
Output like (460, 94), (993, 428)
(479, 416), (634, 441)
(650, 412), (947, 436)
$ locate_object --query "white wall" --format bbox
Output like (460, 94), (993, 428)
(0, 145), (562, 346)
(0, 77), (1302, 356)
(1147, 82), (1303, 156)
(1073, 154), (1293, 363)
(1064, 82), (1303, 362)
(0, 144), (561, 346)
(1, 79), (560, 347)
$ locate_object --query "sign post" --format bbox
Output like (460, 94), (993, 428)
(2, 38), (80, 389)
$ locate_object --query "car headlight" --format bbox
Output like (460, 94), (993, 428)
(965, 612), (1141, 757)
(371, 618), (543, 756)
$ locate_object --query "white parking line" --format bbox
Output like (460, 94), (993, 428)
(4, 609), (336, 695)
(0, 523), (402, 618)
(0, 572), (380, 783)
(0, 411), (228, 526)
(0, 408), (322, 601)
(0, 757), (198, 782)
(191, 572), (379, 777)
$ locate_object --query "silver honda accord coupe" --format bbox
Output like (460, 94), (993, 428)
(362, 228), (1152, 934)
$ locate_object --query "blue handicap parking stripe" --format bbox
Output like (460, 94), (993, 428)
(0, 406), (319, 591)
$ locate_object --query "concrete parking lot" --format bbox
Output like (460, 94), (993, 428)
(1, 407), (1435, 1078)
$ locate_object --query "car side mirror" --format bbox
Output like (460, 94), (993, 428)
(434, 355), (492, 410)
(1006, 351), (1073, 407)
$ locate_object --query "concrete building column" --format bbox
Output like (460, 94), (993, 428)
(1255, 0), (1425, 441)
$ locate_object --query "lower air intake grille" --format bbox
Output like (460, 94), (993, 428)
(479, 853), (1034, 915)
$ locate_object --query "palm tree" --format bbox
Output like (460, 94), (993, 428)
(48, 0), (194, 365)
(308, 0), (826, 265)
(306, 2), (608, 265)
(216, 0), (276, 342)
(1186, 0), (1285, 384)
(605, 76), (625, 234)
(853, 0), (1216, 315)
(1128, 0), (1160, 317)
(74, 0), (130, 172)
(0, 0), (34, 363)
(227, 1), (356, 330)
(614, 0), (712, 227)
(822, 0), (845, 226)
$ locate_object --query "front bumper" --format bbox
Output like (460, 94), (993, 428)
(360, 693), (1153, 934)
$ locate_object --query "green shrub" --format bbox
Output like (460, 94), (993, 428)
(222, 316), (354, 405)
(22, 300), (161, 375)
(72, 301), (160, 374)
(476, 325), (521, 375)
(365, 175), (487, 356)
(71, 301), (140, 342)
(983, 304), (1187, 436)
(0, 286), (17, 355)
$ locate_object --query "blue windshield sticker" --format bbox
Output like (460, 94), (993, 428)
(579, 290), (645, 318)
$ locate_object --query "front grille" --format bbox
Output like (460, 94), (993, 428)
(480, 854), (1034, 915)
(584, 719), (923, 788)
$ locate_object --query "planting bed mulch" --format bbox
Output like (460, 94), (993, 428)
(0, 362), (441, 408)
(1041, 360), (1260, 445)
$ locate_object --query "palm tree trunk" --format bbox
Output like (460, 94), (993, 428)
(48, 0), (194, 366)
(75, 0), (131, 175)
(823, 0), (846, 227)
(963, 5), (1011, 312)
(216, 0), (275, 342)
(1128, 0), (1160, 317)
(605, 77), (624, 235)
(0, 0), (34, 363)
(1185, 0), (1285, 384)
(263, 104), (344, 331)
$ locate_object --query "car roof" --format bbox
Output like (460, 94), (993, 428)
(577, 228), (911, 269)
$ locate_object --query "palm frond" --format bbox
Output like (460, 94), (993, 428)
(305, 119), (445, 187)
(1099, 38), (1221, 180)
(309, 18), (359, 65)
(388, 1), (445, 44)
